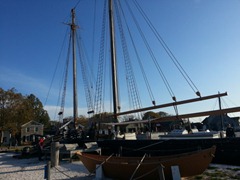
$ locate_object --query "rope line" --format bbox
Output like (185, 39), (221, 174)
(53, 166), (73, 178)
(133, 0), (201, 96)
(124, 0), (176, 99)
(53, 166), (93, 179)
(115, 0), (142, 114)
(118, 0), (155, 105)
(44, 28), (69, 107)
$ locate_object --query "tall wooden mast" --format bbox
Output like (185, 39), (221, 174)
(71, 8), (78, 129)
(109, 0), (120, 118)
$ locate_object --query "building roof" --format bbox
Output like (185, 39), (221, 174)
(202, 114), (238, 124)
(21, 120), (43, 127)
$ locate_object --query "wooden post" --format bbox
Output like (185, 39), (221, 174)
(47, 161), (51, 180)
(44, 161), (51, 180)
(51, 142), (59, 167)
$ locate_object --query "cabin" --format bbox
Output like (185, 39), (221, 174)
(202, 114), (240, 131)
(0, 129), (21, 147)
(107, 118), (184, 135)
(152, 119), (185, 132)
(21, 120), (44, 145)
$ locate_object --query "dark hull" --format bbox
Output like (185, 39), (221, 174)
(97, 137), (240, 166)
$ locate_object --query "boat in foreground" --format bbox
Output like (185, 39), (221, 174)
(77, 146), (216, 179)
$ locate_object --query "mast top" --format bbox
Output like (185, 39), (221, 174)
(71, 8), (78, 30)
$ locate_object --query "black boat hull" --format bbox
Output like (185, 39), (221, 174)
(97, 137), (240, 166)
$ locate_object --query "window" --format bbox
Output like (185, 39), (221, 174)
(26, 127), (30, 132)
(35, 127), (38, 132)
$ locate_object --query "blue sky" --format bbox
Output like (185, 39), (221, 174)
(1, 0), (240, 121)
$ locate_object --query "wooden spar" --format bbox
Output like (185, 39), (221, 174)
(152, 106), (240, 122)
(111, 92), (228, 117)
(105, 106), (240, 125)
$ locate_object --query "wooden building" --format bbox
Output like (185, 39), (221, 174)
(21, 120), (44, 144)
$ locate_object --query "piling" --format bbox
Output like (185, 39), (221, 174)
(51, 141), (59, 167)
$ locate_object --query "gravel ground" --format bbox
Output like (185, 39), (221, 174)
(0, 152), (93, 180)
(184, 164), (240, 180)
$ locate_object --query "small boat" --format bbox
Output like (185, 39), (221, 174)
(77, 145), (216, 179)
